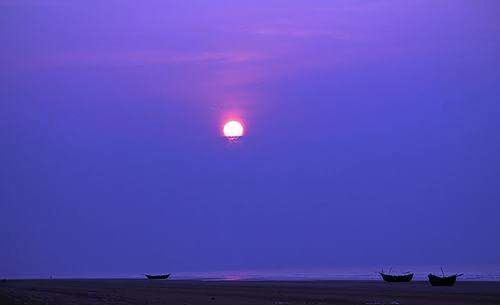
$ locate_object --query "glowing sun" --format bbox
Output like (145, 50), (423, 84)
(223, 120), (244, 138)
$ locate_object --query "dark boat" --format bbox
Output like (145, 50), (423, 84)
(380, 272), (413, 282)
(428, 273), (463, 286)
(145, 273), (171, 280)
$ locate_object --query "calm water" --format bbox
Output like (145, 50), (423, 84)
(6, 266), (500, 281)
(174, 266), (500, 281)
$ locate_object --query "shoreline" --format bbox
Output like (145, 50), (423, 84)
(2, 276), (500, 282)
(2, 279), (500, 305)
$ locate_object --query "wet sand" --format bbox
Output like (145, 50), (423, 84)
(1, 279), (499, 305)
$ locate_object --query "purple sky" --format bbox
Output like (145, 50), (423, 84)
(1, 1), (500, 278)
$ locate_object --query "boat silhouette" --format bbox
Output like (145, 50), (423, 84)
(145, 273), (171, 280)
(428, 269), (463, 286)
(379, 270), (413, 282)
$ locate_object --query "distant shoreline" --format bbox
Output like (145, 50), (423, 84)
(2, 279), (500, 305)
(3, 277), (500, 282)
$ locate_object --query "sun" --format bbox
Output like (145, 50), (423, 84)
(223, 120), (244, 138)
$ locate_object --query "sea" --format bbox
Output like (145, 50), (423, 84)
(171, 266), (500, 281)
(6, 265), (500, 281)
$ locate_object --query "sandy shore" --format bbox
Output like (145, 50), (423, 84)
(1, 279), (499, 305)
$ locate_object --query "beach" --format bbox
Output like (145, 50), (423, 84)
(1, 279), (499, 305)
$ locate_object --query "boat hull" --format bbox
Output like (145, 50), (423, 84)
(380, 273), (413, 282)
(145, 274), (170, 280)
(428, 274), (457, 286)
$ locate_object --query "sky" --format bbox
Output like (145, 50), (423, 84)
(1, 0), (500, 278)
